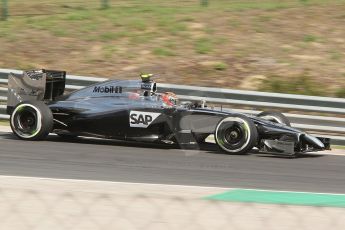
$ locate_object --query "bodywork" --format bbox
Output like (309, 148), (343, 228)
(7, 70), (331, 156)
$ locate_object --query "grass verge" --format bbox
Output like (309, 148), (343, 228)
(332, 145), (345, 150)
(0, 120), (9, 126)
(0, 0), (345, 96)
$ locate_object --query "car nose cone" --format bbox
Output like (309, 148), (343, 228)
(303, 134), (325, 149)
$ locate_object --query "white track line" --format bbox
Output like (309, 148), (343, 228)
(1, 175), (345, 196)
(0, 175), (231, 190)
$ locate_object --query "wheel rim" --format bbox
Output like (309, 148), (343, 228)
(224, 126), (244, 145)
(11, 104), (42, 139)
(215, 117), (251, 153)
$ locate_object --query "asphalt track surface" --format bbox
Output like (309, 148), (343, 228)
(0, 131), (344, 194)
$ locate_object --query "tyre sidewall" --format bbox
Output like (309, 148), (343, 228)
(10, 101), (53, 140)
(215, 115), (258, 154)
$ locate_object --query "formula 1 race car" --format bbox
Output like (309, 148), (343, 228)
(6, 70), (330, 156)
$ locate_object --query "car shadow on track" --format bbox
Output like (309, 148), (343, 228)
(0, 133), (15, 139)
(57, 136), (324, 159)
(0, 132), (171, 150)
(199, 144), (324, 159)
(0, 132), (325, 159)
(51, 135), (177, 150)
(254, 153), (324, 159)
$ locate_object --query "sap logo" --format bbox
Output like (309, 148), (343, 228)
(130, 111), (161, 128)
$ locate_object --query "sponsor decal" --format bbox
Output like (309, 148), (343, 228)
(141, 83), (152, 90)
(93, 86), (122, 94)
(29, 89), (39, 96)
(26, 70), (44, 80)
(130, 110), (161, 128)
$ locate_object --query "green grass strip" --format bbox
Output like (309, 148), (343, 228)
(332, 145), (345, 150)
(0, 120), (9, 126)
(205, 189), (345, 208)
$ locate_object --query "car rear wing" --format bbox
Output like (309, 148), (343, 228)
(7, 69), (66, 115)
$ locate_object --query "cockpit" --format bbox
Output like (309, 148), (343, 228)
(66, 73), (178, 107)
(122, 74), (178, 107)
(60, 73), (211, 110)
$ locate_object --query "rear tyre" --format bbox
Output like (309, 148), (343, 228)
(10, 101), (53, 140)
(257, 111), (291, 126)
(215, 115), (258, 155)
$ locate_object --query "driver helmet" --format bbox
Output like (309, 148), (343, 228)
(161, 92), (178, 106)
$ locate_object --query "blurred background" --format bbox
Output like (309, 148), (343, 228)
(0, 0), (344, 97)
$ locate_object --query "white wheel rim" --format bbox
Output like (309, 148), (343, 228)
(11, 104), (42, 139)
(215, 117), (251, 153)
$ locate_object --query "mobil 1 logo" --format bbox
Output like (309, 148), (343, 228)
(130, 111), (161, 128)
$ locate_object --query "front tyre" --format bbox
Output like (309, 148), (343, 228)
(10, 101), (53, 140)
(215, 115), (258, 155)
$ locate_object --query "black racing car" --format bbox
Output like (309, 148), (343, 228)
(6, 69), (330, 156)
